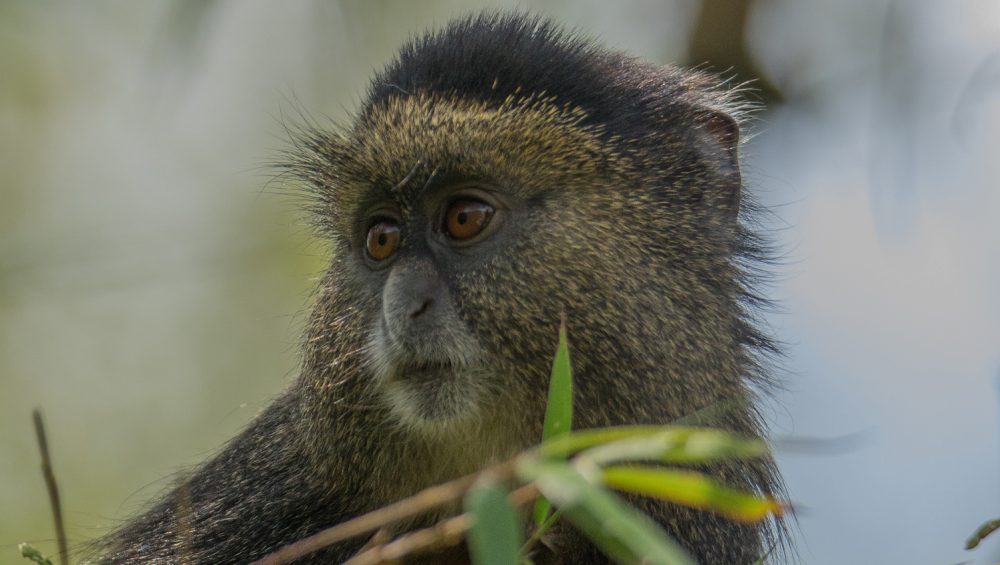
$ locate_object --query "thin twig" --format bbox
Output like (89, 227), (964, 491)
(32, 409), (68, 565)
(344, 483), (541, 565)
(343, 514), (470, 565)
(250, 461), (518, 565)
(967, 518), (1000, 550)
(354, 528), (394, 556)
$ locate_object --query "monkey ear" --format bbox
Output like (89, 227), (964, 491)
(693, 110), (742, 220)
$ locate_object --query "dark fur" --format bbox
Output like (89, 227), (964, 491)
(92, 12), (786, 564)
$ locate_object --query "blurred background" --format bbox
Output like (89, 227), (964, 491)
(1, 1), (998, 563)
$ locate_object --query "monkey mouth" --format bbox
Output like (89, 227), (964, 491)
(391, 359), (456, 384)
(382, 357), (489, 426)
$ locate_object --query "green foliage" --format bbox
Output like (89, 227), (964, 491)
(966, 517), (1000, 550)
(533, 316), (573, 529)
(539, 426), (767, 463)
(541, 316), (574, 441)
(18, 543), (53, 565)
(601, 466), (783, 523)
(522, 461), (695, 565)
(467, 479), (523, 565)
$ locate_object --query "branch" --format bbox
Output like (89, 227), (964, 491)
(343, 483), (540, 565)
(32, 409), (68, 565)
(343, 514), (470, 565)
(249, 461), (518, 565)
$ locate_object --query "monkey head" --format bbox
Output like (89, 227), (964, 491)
(290, 14), (759, 441)
(92, 15), (783, 565)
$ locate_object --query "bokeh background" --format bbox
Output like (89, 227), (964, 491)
(2, 1), (998, 563)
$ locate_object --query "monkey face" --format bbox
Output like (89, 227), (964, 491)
(294, 93), (637, 433)
(360, 185), (513, 428)
(294, 88), (744, 436)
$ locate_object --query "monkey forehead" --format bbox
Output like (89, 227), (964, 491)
(320, 93), (639, 213)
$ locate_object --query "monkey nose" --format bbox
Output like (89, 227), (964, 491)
(382, 260), (450, 341)
(410, 298), (433, 319)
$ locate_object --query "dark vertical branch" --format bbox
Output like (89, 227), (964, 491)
(32, 409), (69, 565)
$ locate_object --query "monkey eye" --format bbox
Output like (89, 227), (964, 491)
(443, 199), (494, 241)
(366, 220), (400, 261)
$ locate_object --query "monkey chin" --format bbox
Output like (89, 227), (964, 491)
(380, 362), (494, 435)
(368, 321), (494, 435)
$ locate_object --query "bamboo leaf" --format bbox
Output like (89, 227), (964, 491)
(966, 517), (1000, 549)
(583, 429), (767, 466)
(539, 426), (765, 464)
(541, 317), (573, 441)
(466, 480), (522, 565)
(534, 317), (573, 527)
(537, 426), (672, 459)
(527, 461), (695, 565)
(602, 466), (784, 523)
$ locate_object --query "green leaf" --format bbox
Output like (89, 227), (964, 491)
(582, 428), (767, 466)
(541, 317), (573, 442)
(601, 466), (784, 523)
(519, 508), (563, 558)
(523, 461), (695, 565)
(466, 480), (523, 565)
(537, 426), (672, 459)
(537, 426), (765, 464)
(966, 517), (1000, 550)
(534, 317), (573, 527)
(18, 544), (53, 565)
